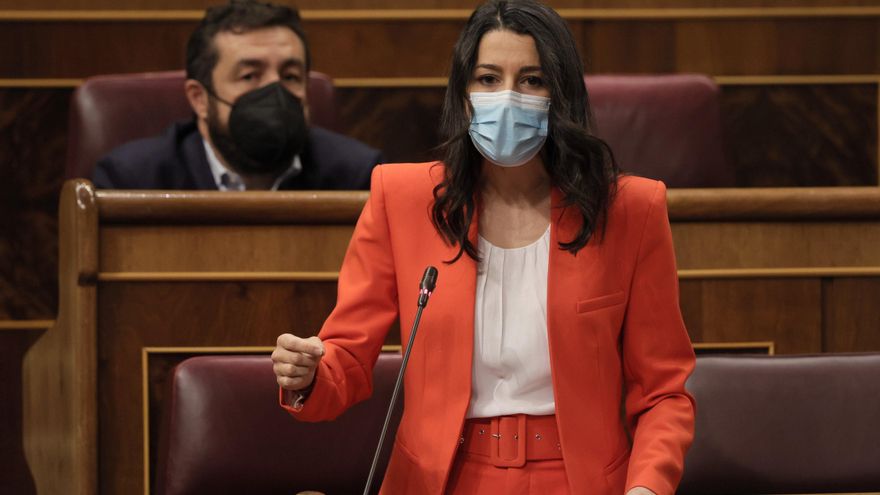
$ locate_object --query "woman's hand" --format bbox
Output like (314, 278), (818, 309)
(625, 487), (656, 495)
(272, 333), (325, 391)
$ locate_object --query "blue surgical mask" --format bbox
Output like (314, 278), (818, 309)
(468, 90), (551, 167)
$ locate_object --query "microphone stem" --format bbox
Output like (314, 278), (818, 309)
(362, 304), (425, 495)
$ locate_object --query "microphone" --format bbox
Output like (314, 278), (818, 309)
(418, 266), (438, 307)
(363, 266), (439, 495)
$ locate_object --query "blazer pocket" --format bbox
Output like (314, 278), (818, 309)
(576, 290), (625, 314)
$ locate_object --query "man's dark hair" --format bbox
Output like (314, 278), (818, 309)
(432, 0), (619, 262)
(186, 0), (310, 91)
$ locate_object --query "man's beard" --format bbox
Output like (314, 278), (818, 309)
(205, 97), (290, 177)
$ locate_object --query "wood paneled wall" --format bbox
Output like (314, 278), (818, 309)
(3, 4), (880, 492)
(0, 88), (67, 320)
(0, 80), (877, 323)
(2, 1), (876, 303)
(4, 16), (880, 77)
(3, 0), (880, 9)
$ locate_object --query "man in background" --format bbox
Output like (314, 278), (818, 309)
(93, 0), (381, 190)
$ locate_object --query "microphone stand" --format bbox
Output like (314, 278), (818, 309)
(362, 267), (437, 495)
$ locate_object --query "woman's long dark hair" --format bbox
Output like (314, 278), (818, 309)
(432, 0), (619, 262)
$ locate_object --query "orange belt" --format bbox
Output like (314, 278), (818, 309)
(459, 414), (563, 468)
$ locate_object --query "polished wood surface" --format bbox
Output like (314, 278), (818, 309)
(692, 341), (774, 355)
(667, 186), (880, 219)
(5, 1), (880, 12)
(681, 278), (823, 354)
(823, 278), (880, 352)
(4, 17), (880, 78)
(96, 271), (340, 281)
(720, 84), (878, 187)
(0, 319), (55, 329)
(96, 190), (368, 223)
(99, 225), (355, 272)
(672, 221), (880, 269)
(17, 181), (880, 494)
(22, 180), (98, 495)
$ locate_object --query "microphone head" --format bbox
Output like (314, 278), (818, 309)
(420, 266), (438, 292)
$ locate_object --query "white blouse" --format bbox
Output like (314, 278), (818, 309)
(465, 226), (556, 419)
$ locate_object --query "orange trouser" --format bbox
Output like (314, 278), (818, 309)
(445, 415), (570, 494)
(446, 455), (569, 494)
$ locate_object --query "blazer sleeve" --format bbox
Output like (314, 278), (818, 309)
(280, 165), (400, 421)
(622, 181), (696, 495)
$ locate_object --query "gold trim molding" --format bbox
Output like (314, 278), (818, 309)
(678, 267), (880, 279)
(715, 75), (880, 86)
(95, 267), (880, 283)
(693, 341), (775, 355)
(0, 319), (54, 330)
(0, 78), (82, 88)
(334, 77), (447, 88)
(3, 7), (880, 22)
(4, 75), (880, 90)
(98, 271), (339, 282)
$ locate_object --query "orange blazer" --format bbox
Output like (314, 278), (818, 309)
(283, 162), (695, 495)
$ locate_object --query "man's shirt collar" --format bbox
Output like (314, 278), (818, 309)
(202, 138), (302, 191)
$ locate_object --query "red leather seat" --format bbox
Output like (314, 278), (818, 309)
(680, 353), (880, 494)
(65, 70), (338, 180)
(157, 353), (880, 494)
(155, 353), (402, 495)
(585, 74), (733, 188)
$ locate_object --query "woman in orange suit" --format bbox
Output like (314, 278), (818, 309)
(272, 1), (695, 493)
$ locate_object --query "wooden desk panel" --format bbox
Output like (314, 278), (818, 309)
(95, 281), (341, 495)
(99, 224), (356, 273)
(22, 180), (880, 495)
(823, 278), (880, 352)
(672, 221), (880, 271)
(680, 278), (824, 354)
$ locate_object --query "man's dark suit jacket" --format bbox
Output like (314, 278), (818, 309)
(92, 120), (382, 190)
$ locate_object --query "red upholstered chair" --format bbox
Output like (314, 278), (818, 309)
(155, 353), (402, 495)
(680, 353), (880, 494)
(585, 74), (734, 188)
(65, 70), (338, 180)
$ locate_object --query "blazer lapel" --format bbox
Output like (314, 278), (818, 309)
(546, 187), (604, 430)
(411, 204), (477, 492)
(428, 212), (478, 407)
(547, 187), (584, 323)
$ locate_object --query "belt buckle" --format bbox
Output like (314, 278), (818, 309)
(488, 414), (527, 468)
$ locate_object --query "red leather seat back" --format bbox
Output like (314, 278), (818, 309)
(65, 70), (337, 180)
(680, 353), (880, 494)
(585, 74), (733, 188)
(156, 353), (402, 495)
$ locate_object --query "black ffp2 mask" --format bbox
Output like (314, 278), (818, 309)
(208, 81), (308, 176)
